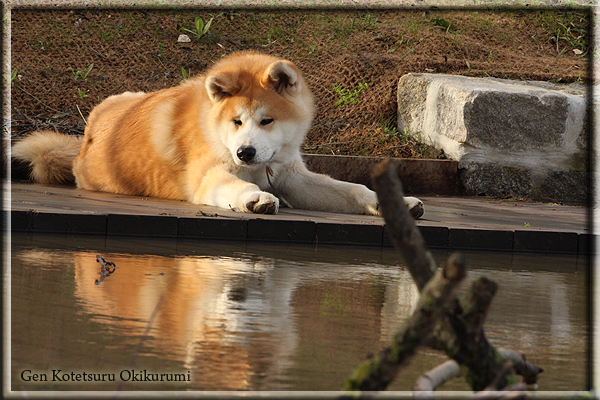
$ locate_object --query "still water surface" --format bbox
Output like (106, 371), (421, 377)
(9, 233), (589, 393)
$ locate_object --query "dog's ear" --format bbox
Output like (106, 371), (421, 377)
(264, 61), (301, 96)
(205, 73), (239, 102)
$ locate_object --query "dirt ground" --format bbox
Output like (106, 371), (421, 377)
(10, 8), (590, 159)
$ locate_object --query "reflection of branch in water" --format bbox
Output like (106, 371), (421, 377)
(114, 293), (166, 394)
(95, 255), (117, 285)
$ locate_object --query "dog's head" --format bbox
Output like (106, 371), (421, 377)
(203, 52), (316, 167)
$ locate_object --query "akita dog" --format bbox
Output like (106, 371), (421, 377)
(12, 51), (424, 218)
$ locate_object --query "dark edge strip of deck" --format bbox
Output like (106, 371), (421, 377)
(6, 210), (592, 254)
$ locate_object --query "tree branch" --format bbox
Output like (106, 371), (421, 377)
(413, 359), (461, 394)
(343, 159), (544, 395)
(433, 277), (512, 391)
(414, 348), (542, 395)
(343, 254), (466, 392)
(371, 158), (437, 291)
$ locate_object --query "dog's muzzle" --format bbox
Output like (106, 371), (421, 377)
(237, 146), (256, 163)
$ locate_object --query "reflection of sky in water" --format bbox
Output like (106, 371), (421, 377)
(10, 234), (589, 392)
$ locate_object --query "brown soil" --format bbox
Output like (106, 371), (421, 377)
(10, 8), (590, 159)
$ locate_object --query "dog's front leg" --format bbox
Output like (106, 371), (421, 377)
(190, 166), (279, 214)
(274, 160), (424, 218)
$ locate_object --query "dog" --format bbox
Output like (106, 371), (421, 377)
(12, 51), (424, 218)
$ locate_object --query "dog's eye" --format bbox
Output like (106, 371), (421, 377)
(233, 119), (242, 126)
(260, 118), (274, 126)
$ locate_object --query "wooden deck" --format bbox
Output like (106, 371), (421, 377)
(6, 182), (591, 253)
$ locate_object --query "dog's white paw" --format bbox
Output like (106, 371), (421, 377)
(366, 204), (381, 216)
(404, 196), (424, 219)
(243, 191), (279, 214)
(355, 188), (380, 216)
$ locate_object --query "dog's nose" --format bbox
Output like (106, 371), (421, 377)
(236, 146), (256, 163)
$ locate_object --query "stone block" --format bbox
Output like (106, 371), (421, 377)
(397, 73), (588, 203)
(458, 164), (532, 199)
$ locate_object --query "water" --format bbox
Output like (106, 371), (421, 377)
(9, 233), (589, 393)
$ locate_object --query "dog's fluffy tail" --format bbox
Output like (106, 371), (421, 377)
(12, 131), (83, 184)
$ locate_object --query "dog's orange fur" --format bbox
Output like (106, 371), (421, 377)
(12, 51), (424, 217)
(73, 52), (313, 204)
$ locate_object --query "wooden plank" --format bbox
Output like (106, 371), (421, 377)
(7, 182), (590, 252)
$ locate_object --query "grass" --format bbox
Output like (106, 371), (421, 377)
(527, 10), (589, 55)
(334, 13), (379, 35)
(404, 16), (424, 36)
(210, 12), (296, 48)
(332, 82), (370, 108)
(308, 12), (384, 49)
(389, 34), (422, 55)
(99, 30), (116, 43)
(431, 17), (454, 32)
(68, 63), (94, 80)
(265, 24), (294, 45)
(379, 115), (402, 139)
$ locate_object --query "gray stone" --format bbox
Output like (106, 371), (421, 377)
(458, 164), (532, 199)
(533, 170), (589, 203)
(397, 73), (589, 203)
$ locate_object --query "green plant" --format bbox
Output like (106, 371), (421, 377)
(181, 67), (191, 81)
(379, 115), (402, 139)
(226, 11), (240, 21)
(68, 63), (93, 80)
(77, 88), (87, 99)
(305, 44), (317, 55)
(524, 222), (531, 227)
(431, 17), (453, 32)
(332, 82), (370, 108)
(10, 69), (17, 86)
(391, 34), (421, 55)
(181, 13), (222, 38)
(380, 116), (412, 143)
